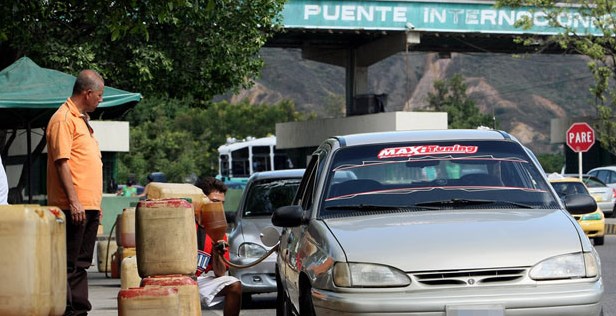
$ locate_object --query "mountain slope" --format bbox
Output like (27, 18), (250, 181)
(224, 48), (597, 154)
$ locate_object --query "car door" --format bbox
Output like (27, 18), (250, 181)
(279, 146), (330, 308)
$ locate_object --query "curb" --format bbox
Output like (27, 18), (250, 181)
(606, 223), (616, 235)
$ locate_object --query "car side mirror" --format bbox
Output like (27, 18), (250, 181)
(564, 194), (598, 215)
(260, 226), (281, 247)
(272, 205), (304, 227)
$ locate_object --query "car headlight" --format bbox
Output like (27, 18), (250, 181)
(333, 262), (410, 288)
(581, 213), (602, 221)
(530, 252), (599, 280)
(238, 242), (266, 258)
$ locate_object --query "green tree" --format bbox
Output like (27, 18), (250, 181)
(0, 0), (286, 100)
(537, 153), (565, 173)
(118, 97), (313, 183)
(495, 0), (616, 155)
(427, 74), (494, 129)
(323, 94), (346, 118)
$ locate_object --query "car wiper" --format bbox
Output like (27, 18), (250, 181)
(325, 204), (439, 211)
(415, 199), (535, 209)
(325, 204), (397, 210)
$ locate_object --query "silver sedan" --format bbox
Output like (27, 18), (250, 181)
(227, 169), (304, 303)
(273, 129), (603, 316)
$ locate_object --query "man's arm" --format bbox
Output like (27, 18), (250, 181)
(211, 243), (228, 277)
(55, 158), (86, 224)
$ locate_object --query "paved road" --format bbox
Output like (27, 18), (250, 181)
(90, 230), (616, 315)
(87, 268), (276, 316)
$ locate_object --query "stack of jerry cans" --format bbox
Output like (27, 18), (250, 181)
(135, 199), (196, 276)
(97, 237), (117, 273)
(145, 182), (207, 224)
(121, 256), (141, 289)
(141, 275), (201, 316)
(118, 198), (199, 315)
(118, 286), (179, 316)
(0, 205), (66, 316)
(119, 207), (139, 286)
(121, 207), (136, 248)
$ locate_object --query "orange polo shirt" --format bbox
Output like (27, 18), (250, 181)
(46, 98), (103, 211)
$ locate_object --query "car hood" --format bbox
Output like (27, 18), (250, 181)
(238, 216), (281, 247)
(324, 209), (583, 272)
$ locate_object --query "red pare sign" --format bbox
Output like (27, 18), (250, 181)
(566, 122), (595, 153)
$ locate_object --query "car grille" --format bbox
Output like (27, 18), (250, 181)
(412, 268), (527, 286)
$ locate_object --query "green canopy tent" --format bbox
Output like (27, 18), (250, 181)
(0, 57), (142, 202)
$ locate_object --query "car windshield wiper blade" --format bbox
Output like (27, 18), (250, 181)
(325, 204), (400, 210)
(325, 204), (440, 211)
(415, 199), (535, 209)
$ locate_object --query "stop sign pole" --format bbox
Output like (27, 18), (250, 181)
(565, 122), (595, 180)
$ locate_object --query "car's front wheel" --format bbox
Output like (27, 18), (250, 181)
(299, 279), (316, 316)
(241, 293), (252, 307)
(594, 236), (605, 246)
(276, 268), (293, 316)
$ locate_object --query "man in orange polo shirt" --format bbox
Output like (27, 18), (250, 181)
(46, 69), (104, 316)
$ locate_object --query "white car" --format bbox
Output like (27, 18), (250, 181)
(273, 129), (603, 316)
(588, 166), (616, 189)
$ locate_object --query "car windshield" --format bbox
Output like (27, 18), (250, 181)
(243, 178), (301, 217)
(320, 140), (559, 217)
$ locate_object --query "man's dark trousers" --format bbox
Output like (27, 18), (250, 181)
(63, 210), (100, 316)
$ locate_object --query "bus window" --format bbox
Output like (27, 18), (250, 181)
(220, 154), (230, 177)
(231, 148), (250, 177)
(274, 149), (293, 170)
(252, 146), (272, 172)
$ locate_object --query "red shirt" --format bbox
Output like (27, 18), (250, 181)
(196, 225), (230, 276)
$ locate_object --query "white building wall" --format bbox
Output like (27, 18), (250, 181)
(275, 111), (448, 149)
(3, 120), (129, 189)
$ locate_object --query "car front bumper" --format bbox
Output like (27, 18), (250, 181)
(311, 280), (603, 316)
(229, 256), (277, 294)
(578, 220), (605, 238)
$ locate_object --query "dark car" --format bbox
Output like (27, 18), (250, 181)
(227, 169), (305, 302)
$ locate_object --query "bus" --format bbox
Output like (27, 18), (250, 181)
(217, 136), (294, 188)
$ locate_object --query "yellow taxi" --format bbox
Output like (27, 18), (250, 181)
(548, 174), (605, 245)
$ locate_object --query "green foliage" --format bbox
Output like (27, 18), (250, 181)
(323, 94), (346, 118)
(0, 0), (286, 100)
(495, 0), (616, 155)
(426, 74), (494, 129)
(537, 153), (565, 173)
(117, 97), (313, 184)
(0, 0), (294, 187)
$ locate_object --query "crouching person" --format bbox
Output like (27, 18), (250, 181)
(195, 176), (242, 316)
(195, 231), (242, 315)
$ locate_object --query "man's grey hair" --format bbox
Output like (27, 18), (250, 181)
(72, 69), (104, 94)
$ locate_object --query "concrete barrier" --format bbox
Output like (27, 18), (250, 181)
(605, 224), (616, 235)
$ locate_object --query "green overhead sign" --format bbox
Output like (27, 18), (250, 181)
(282, 1), (604, 36)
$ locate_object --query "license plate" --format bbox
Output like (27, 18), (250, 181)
(446, 305), (504, 316)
